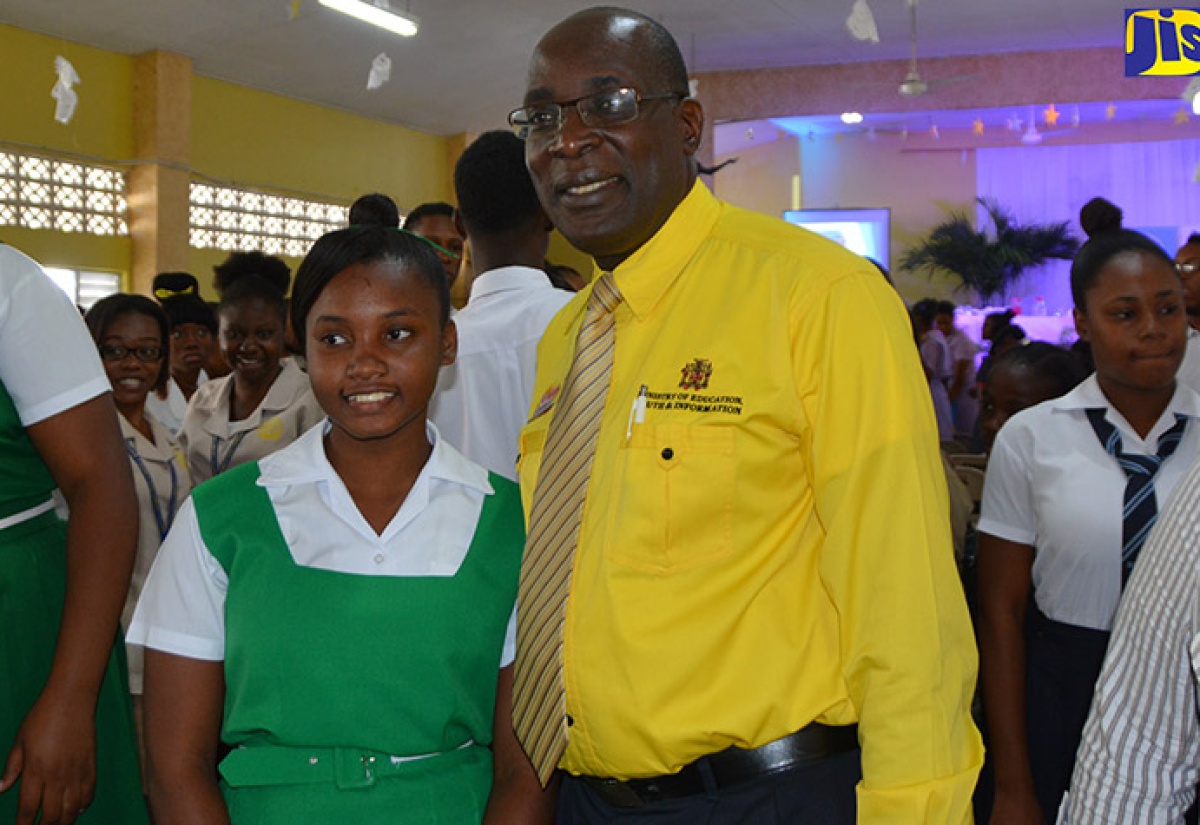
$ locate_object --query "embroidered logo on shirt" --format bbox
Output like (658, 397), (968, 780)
(531, 385), (561, 420)
(257, 416), (284, 441)
(679, 358), (713, 391)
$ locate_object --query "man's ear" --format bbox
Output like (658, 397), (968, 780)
(678, 97), (704, 157)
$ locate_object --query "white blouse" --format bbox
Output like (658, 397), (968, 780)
(128, 421), (518, 665)
(118, 414), (191, 694)
(979, 374), (1200, 631)
(177, 358), (322, 486)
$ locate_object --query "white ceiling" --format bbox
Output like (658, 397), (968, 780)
(0, 0), (1133, 136)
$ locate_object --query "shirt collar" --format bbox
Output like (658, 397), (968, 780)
(1052, 373), (1200, 446)
(467, 265), (554, 303)
(257, 418), (493, 495)
(1053, 373), (1200, 417)
(605, 180), (720, 322)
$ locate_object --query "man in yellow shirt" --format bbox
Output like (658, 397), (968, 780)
(508, 7), (983, 823)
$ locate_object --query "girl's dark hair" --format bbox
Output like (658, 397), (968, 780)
(991, 341), (1089, 399)
(1079, 197), (1123, 240)
(1070, 231), (1174, 310)
(910, 297), (939, 327)
(213, 251), (290, 319)
(84, 294), (171, 393)
(992, 323), (1028, 348)
(1071, 198), (1173, 309)
(290, 226), (449, 353)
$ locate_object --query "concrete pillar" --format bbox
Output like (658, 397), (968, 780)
(129, 50), (191, 295)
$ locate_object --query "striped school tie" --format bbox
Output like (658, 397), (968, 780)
(514, 273), (622, 785)
(1085, 408), (1188, 584)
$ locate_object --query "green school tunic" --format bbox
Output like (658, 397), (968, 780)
(193, 461), (523, 824)
(0, 381), (149, 823)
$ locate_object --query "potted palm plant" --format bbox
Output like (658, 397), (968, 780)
(900, 198), (1079, 305)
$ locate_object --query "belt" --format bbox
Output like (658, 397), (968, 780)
(0, 499), (55, 532)
(581, 723), (859, 809)
(219, 741), (478, 790)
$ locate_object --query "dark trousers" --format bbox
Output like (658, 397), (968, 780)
(555, 749), (861, 824)
(1024, 609), (1110, 822)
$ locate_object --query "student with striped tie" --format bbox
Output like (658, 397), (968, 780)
(978, 200), (1200, 825)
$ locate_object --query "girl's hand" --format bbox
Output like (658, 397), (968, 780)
(1, 689), (96, 825)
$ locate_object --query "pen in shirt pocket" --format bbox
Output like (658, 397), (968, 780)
(626, 384), (648, 439)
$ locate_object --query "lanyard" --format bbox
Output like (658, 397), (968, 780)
(210, 430), (250, 478)
(125, 438), (179, 542)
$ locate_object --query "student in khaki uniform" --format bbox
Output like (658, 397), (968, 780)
(178, 252), (321, 486)
(84, 294), (192, 773)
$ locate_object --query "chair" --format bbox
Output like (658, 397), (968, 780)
(956, 466), (986, 509)
(949, 453), (988, 471)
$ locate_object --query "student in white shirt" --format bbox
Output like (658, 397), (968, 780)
(429, 131), (572, 480)
(178, 253), (321, 486)
(130, 225), (550, 824)
(83, 293), (192, 771)
(145, 272), (216, 434)
(978, 215), (1200, 824)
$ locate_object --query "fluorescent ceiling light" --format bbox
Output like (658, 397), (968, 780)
(319, 0), (419, 37)
(841, 112), (864, 125)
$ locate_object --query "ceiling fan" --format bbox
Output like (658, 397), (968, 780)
(897, 0), (976, 97)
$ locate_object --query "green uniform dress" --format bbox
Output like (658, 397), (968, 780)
(0, 381), (149, 823)
(192, 461), (523, 824)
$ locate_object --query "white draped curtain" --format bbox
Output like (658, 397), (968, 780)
(975, 139), (1200, 313)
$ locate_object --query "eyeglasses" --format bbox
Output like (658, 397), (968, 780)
(508, 87), (684, 140)
(1177, 261), (1200, 276)
(99, 345), (164, 363)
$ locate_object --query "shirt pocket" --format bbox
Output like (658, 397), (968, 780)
(608, 423), (735, 573)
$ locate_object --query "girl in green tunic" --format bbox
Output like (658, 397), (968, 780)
(0, 244), (149, 824)
(130, 227), (552, 823)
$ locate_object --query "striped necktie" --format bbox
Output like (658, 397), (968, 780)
(514, 273), (622, 785)
(1085, 407), (1188, 584)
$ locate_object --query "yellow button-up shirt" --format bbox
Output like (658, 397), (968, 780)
(518, 182), (982, 822)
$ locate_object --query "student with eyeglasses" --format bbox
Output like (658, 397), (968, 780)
(84, 294), (192, 779)
(0, 245), (148, 824)
(505, 8), (981, 823)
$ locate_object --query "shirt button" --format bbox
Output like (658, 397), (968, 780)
(374, 553), (385, 564)
(661, 447), (674, 460)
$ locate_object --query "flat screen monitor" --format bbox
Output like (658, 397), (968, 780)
(783, 207), (890, 265)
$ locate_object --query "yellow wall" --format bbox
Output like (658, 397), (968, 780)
(0, 23), (134, 279)
(188, 76), (453, 287)
(0, 23), (458, 294)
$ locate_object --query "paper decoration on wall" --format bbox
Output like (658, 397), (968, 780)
(1006, 115), (1022, 132)
(1071, 106), (1081, 128)
(972, 118), (984, 136)
(290, 0), (302, 20)
(51, 56), (80, 125)
(1043, 104), (1060, 126)
(689, 78), (699, 98)
(846, 0), (880, 43)
(1175, 108), (1191, 125)
(367, 52), (392, 90)
(1105, 103), (1116, 120)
